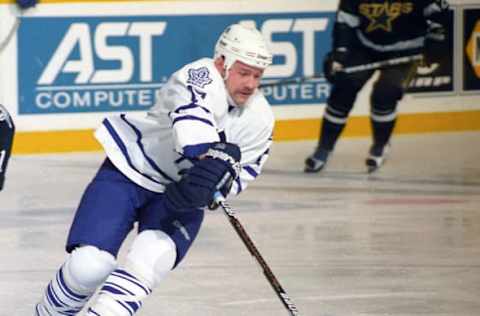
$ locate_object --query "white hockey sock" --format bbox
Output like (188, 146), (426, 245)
(86, 268), (152, 316)
(35, 264), (92, 316)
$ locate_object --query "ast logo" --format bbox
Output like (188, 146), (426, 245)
(17, 12), (334, 114)
(248, 16), (334, 105)
(18, 18), (168, 114)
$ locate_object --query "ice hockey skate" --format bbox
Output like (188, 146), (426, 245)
(304, 147), (330, 173)
(366, 143), (390, 173)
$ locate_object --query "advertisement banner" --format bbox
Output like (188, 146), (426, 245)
(464, 8), (480, 91)
(17, 12), (334, 114)
(407, 10), (454, 93)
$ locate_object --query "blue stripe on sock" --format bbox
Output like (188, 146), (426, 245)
(112, 270), (152, 295)
(57, 268), (87, 301)
(46, 284), (63, 308)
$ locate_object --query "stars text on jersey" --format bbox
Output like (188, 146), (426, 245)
(360, 2), (413, 32)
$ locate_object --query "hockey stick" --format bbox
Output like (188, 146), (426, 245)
(259, 53), (423, 88)
(217, 199), (301, 316)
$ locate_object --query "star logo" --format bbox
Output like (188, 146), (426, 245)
(187, 67), (213, 88)
(360, 2), (408, 33)
(366, 9), (396, 32)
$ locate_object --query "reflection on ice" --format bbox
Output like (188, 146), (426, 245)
(1, 132), (480, 316)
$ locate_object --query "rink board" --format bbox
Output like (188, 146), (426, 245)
(0, 0), (479, 153)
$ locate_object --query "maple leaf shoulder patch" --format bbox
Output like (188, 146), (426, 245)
(187, 67), (213, 88)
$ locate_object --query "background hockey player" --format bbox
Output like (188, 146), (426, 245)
(34, 23), (274, 316)
(0, 104), (14, 191)
(0, 1), (37, 191)
(305, 0), (450, 173)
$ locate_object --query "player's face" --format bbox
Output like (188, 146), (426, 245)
(225, 61), (264, 106)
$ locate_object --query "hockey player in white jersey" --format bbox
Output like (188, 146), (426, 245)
(34, 23), (273, 316)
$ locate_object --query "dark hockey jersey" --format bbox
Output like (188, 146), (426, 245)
(334, 0), (450, 53)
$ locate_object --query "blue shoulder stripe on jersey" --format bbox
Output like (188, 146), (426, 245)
(103, 119), (169, 185)
(172, 115), (214, 127)
(243, 166), (258, 178)
(174, 104), (211, 114)
(120, 115), (175, 182)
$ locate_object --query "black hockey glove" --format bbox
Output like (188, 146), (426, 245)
(323, 48), (348, 84)
(164, 142), (241, 212)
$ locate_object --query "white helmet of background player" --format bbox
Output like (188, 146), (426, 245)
(214, 24), (272, 72)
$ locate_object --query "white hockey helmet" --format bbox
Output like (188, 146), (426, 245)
(214, 24), (272, 71)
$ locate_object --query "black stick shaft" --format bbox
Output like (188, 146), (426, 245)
(259, 53), (423, 88)
(219, 201), (300, 316)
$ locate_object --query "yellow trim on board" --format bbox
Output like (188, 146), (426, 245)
(12, 110), (480, 154)
(13, 129), (102, 154)
(275, 110), (480, 141)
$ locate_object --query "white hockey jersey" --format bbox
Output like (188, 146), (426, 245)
(95, 58), (274, 195)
